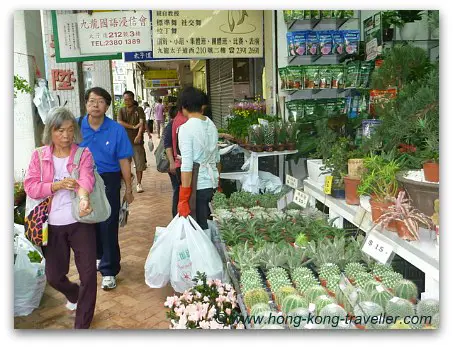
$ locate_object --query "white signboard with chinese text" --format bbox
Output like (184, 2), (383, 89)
(293, 189), (309, 208)
(52, 11), (121, 62)
(152, 10), (263, 58)
(77, 11), (152, 54)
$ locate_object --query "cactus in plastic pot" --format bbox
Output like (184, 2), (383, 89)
(294, 275), (319, 294)
(363, 280), (384, 296)
(305, 285), (329, 304)
(291, 266), (315, 280)
(385, 298), (416, 321)
(353, 301), (384, 329)
(240, 269), (264, 293)
(251, 303), (271, 317)
(394, 279), (418, 303)
(319, 263), (340, 285)
(275, 286), (298, 307)
(315, 295), (337, 315)
(281, 294), (309, 315)
(252, 310), (280, 329)
(416, 299), (439, 319)
(326, 275), (341, 294)
(244, 289), (270, 309)
(345, 262), (367, 283)
(354, 272), (375, 289)
(287, 307), (311, 329)
(381, 272), (404, 291)
(370, 289), (393, 310)
(319, 303), (347, 320)
(372, 263), (394, 281)
(431, 312), (440, 328)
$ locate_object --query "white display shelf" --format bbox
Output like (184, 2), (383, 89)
(220, 149), (298, 183)
(303, 178), (439, 293)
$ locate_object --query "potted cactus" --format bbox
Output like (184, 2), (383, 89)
(374, 191), (434, 241)
(275, 121), (287, 151)
(285, 122), (298, 150)
(262, 123), (275, 152)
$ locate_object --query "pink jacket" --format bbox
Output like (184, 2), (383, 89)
(24, 144), (95, 200)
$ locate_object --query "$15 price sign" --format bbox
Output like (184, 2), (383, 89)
(293, 189), (309, 208)
(361, 231), (394, 264)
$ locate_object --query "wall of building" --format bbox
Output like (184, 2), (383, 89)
(14, 10), (45, 180)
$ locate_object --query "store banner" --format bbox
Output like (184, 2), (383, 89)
(152, 10), (263, 58)
(51, 11), (121, 63)
(144, 70), (178, 80)
(144, 79), (181, 89)
(77, 11), (152, 54)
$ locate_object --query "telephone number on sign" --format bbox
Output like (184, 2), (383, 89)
(91, 39), (141, 47)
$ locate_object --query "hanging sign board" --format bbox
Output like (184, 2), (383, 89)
(144, 70), (178, 80)
(51, 11), (121, 63)
(364, 12), (383, 61)
(152, 10), (263, 58)
(77, 10), (152, 54)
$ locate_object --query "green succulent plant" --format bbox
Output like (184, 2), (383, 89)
(381, 272), (404, 290)
(315, 295), (337, 315)
(305, 285), (329, 304)
(275, 286), (298, 306)
(385, 298), (416, 321)
(281, 294), (309, 315)
(394, 280), (418, 302)
(416, 299), (439, 319)
(345, 262), (367, 282)
(372, 263), (394, 279)
(244, 289), (270, 309)
(319, 263), (341, 281)
(370, 289), (393, 310)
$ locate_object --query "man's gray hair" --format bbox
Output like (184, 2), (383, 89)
(41, 107), (82, 145)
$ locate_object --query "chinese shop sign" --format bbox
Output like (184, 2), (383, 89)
(144, 79), (180, 89)
(77, 11), (152, 54)
(152, 10), (263, 58)
(144, 70), (178, 80)
(51, 11), (121, 63)
(51, 69), (76, 91)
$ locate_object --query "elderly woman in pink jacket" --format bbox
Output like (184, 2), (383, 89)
(24, 107), (97, 329)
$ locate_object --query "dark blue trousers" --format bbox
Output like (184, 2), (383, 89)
(169, 172), (180, 218)
(96, 171), (121, 277)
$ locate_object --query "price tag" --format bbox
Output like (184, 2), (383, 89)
(277, 195), (287, 211)
(323, 176), (333, 195)
(361, 231), (395, 264)
(293, 189), (309, 208)
(376, 285), (385, 293)
(309, 303), (316, 313)
(285, 174), (299, 189)
(353, 206), (374, 231)
(390, 297), (400, 303)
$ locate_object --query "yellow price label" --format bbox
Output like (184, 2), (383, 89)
(324, 176), (333, 195)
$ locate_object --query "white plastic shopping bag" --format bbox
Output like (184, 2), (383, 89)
(14, 233), (46, 316)
(170, 216), (224, 293)
(144, 215), (182, 288)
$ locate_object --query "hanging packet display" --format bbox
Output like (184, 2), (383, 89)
(286, 101), (299, 121)
(359, 61), (375, 88)
(307, 31), (319, 55)
(286, 66), (303, 90)
(319, 31), (333, 55)
(287, 32), (295, 56)
(321, 10), (333, 19)
(292, 10), (304, 20)
(283, 11), (292, 23)
(362, 119), (383, 138)
(304, 100), (317, 121)
(331, 65), (345, 89)
(319, 66), (332, 89)
(345, 61), (361, 88)
(344, 30), (360, 54)
(336, 98), (347, 114)
(293, 31), (307, 56)
(304, 11), (311, 19)
(278, 67), (288, 90)
(343, 10), (354, 18)
(311, 10), (321, 19)
(304, 66), (320, 89)
(332, 31), (345, 55)
(369, 89), (397, 116)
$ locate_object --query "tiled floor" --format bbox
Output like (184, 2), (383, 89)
(14, 133), (176, 329)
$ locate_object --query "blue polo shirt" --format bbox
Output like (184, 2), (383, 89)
(79, 115), (133, 174)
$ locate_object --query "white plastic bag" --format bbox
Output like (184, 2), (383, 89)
(144, 215), (182, 288)
(170, 216), (223, 293)
(14, 234), (46, 316)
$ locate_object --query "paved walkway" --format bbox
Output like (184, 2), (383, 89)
(14, 133), (176, 329)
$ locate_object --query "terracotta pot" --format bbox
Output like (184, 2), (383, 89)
(285, 143), (296, 150)
(348, 159), (365, 179)
(243, 143), (252, 151)
(254, 144), (264, 152)
(344, 176), (360, 205)
(369, 198), (397, 232)
(423, 162), (439, 183)
(276, 144), (286, 151)
(320, 278), (327, 287)
(396, 220), (418, 241)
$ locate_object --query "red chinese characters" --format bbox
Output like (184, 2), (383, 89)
(51, 69), (76, 91)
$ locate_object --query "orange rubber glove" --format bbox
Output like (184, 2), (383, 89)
(217, 178), (223, 193)
(178, 186), (192, 217)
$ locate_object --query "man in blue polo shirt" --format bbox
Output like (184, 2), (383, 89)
(79, 87), (134, 290)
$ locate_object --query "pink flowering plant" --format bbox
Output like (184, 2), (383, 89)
(231, 99), (266, 118)
(164, 272), (245, 329)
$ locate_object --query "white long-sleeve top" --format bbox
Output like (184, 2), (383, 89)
(178, 117), (220, 190)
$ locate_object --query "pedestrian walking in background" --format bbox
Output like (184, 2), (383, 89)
(79, 87), (134, 290)
(163, 106), (180, 217)
(118, 91), (147, 193)
(24, 107), (97, 329)
(143, 101), (153, 138)
(154, 98), (165, 139)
